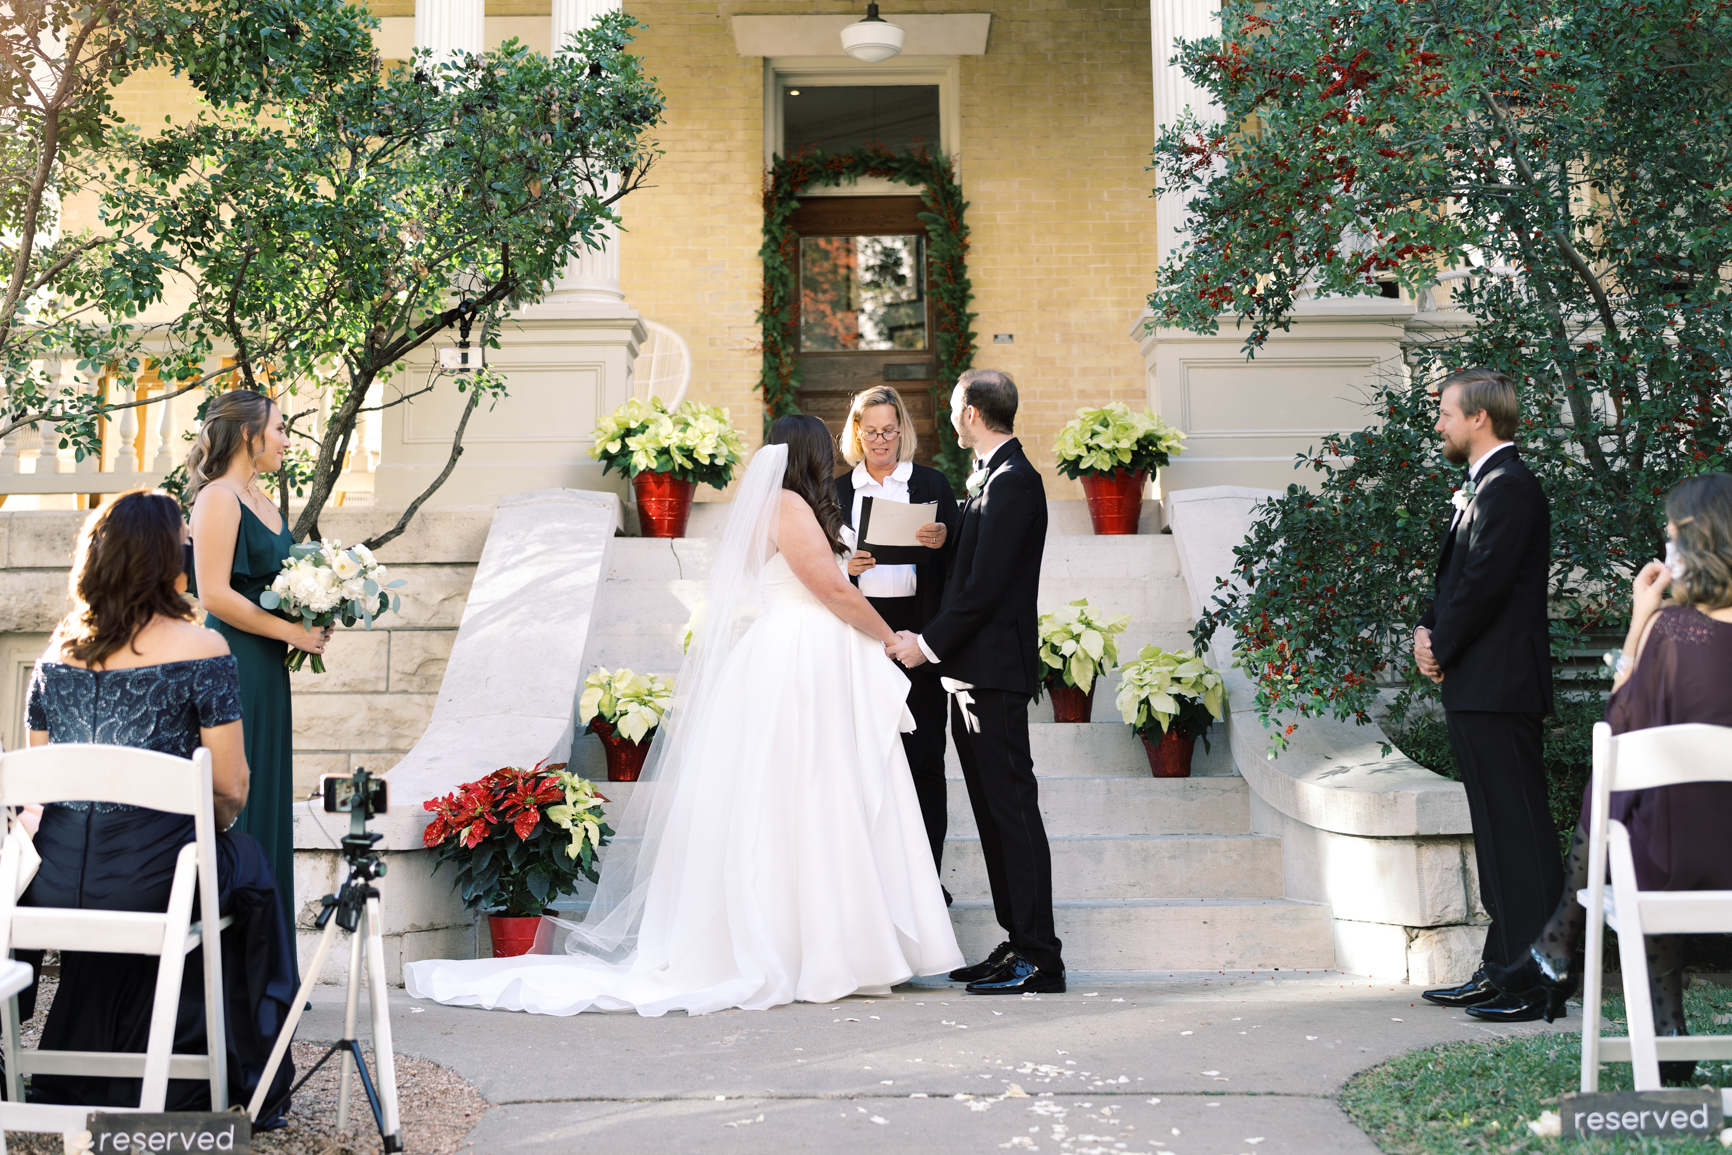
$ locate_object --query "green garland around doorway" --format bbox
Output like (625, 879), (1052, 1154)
(758, 144), (976, 489)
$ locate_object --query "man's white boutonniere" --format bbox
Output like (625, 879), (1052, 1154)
(966, 465), (990, 498)
(1450, 479), (1478, 513)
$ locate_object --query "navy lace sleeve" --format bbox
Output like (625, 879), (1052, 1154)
(24, 661), (46, 733)
(195, 655), (244, 729)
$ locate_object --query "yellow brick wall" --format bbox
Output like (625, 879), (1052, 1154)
(622, 0), (1157, 497)
(67, 1), (1160, 497)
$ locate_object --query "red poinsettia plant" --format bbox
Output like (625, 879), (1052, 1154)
(422, 760), (613, 916)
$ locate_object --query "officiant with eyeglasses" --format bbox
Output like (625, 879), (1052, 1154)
(834, 386), (958, 895)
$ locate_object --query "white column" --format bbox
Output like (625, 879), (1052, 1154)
(33, 359), (63, 475)
(152, 383), (177, 472)
(1151, 0), (1221, 274)
(114, 382), (139, 474)
(415, 0), (484, 67)
(546, 0), (625, 305)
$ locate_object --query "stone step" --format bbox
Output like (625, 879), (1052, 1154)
(948, 898), (1337, 973)
(944, 776), (1248, 837)
(941, 833), (1284, 901)
(944, 720), (1235, 779)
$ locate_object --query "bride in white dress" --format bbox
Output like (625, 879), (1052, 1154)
(404, 415), (962, 1016)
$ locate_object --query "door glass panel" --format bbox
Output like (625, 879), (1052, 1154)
(783, 85), (941, 155)
(799, 235), (927, 352)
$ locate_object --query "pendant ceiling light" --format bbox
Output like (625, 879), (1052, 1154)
(841, 2), (905, 63)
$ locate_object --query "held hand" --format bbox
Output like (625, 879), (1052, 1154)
(916, 522), (947, 549)
(885, 630), (928, 668)
(1413, 627), (1442, 681)
(847, 550), (877, 577)
(286, 623), (329, 655)
(1631, 558), (1671, 623)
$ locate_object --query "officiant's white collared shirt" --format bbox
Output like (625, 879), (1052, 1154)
(851, 460), (918, 599)
(1448, 440), (1515, 534)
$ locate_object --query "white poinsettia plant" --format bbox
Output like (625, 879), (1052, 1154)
(1037, 598), (1131, 694)
(580, 668), (675, 744)
(1115, 645), (1224, 747)
(589, 397), (747, 490)
(1052, 402), (1185, 480)
(260, 540), (405, 674)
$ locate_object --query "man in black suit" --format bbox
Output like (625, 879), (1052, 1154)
(886, 369), (1064, 995)
(1413, 368), (1563, 1024)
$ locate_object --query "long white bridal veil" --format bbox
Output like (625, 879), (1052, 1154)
(553, 442), (790, 962)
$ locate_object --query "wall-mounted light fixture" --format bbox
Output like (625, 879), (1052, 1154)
(439, 299), (483, 372)
(841, 2), (904, 63)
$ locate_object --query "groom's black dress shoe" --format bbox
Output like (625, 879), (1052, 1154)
(950, 941), (1015, 983)
(966, 957), (1065, 995)
(1420, 965), (1501, 1008)
(1463, 991), (1554, 1024)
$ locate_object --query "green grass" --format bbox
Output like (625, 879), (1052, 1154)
(1341, 982), (1732, 1153)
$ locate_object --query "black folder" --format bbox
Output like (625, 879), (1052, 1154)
(855, 496), (938, 566)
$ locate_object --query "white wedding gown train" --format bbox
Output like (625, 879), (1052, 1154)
(404, 549), (962, 1016)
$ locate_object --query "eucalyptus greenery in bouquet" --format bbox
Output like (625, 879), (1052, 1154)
(580, 667), (674, 744)
(590, 397), (747, 489)
(422, 760), (613, 916)
(1053, 403), (1186, 480)
(1115, 646), (1225, 750)
(1036, 598), (1131, 696)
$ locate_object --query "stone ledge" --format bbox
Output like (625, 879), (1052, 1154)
(1167, 486), (1470, 839)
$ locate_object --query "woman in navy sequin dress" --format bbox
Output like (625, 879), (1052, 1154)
(19, 491), (295, 1115)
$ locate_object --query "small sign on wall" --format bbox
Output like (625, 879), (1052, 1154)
(86, 1112), (252, 1153)
(992, 334), (1014, 344)
(1560, 1090), (1721, 1138)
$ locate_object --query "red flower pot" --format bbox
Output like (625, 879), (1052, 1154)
(633, 471), (696, 538)
(488, 914), (544, 958)
(1141, 730), (1197, 778)
(590, 718), (653, 782)
(1046, 678), (1096, 723)
(1079, 468), (1148, 535)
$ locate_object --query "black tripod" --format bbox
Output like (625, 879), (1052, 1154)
(248, 772), (404, 1151)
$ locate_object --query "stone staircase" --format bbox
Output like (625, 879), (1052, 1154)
(567, 501), (1336, 975)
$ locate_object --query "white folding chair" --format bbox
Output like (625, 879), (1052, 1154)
(0, 743), (231, 1139)
(1579, 721), (1732, 1091)
(633, 319), (692, 409)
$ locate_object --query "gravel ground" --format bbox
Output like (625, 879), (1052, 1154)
(2, 969), (487, 1155)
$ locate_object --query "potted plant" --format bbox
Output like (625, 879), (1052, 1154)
(422, 760), (613, 957)
(1035, 599), (1131, 723)
(1053, 403), (1186, 535)
(1114, 646), (1225, 777)
(580, 667), (674, 782)
(590, 397), (747, 537)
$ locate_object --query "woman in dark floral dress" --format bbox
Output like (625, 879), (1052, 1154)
(19, 490), (295, 1116)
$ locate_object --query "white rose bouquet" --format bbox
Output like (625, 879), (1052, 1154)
(259, 540), (407, 673)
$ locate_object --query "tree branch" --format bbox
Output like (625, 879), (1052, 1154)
(361, 387), (479, 551)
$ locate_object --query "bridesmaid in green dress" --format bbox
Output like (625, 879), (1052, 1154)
(187, 390), (330, 933)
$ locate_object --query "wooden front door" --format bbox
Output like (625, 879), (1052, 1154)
(789, 195), (938, 467)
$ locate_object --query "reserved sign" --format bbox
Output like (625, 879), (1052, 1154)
(1560, 1090), (1721, 1138)
(86, 1113), (251, 1153)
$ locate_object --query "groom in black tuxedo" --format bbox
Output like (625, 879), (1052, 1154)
(1413, 368), (1562, 1024)
(886, 369), (1064, 995)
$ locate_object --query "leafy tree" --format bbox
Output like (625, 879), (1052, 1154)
(1152, 0), (1732, 746)
(2, 0), (376, 463)
(103, 11), (662, 543)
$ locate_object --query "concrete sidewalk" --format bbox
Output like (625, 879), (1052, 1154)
(304, 973), (1575, 1154)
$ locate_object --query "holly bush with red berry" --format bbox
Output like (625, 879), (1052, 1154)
(1164, 0), (1732, 747)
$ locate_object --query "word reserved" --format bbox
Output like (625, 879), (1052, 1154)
(87, 1112), (252, 1153)
(1560, 1090), (1721, 1138)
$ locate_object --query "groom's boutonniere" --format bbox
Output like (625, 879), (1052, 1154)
(966, 465), (990, 498)
(1450, 479), (1478, 513)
